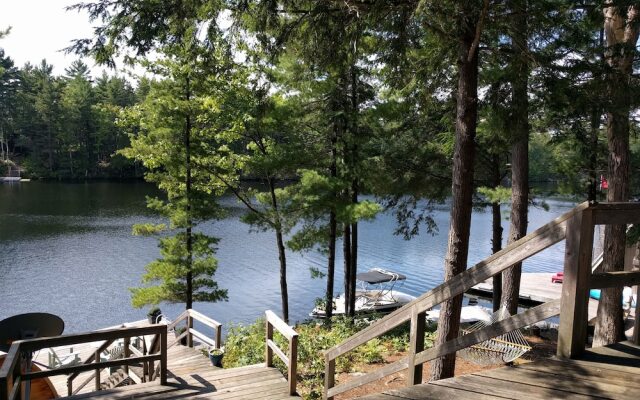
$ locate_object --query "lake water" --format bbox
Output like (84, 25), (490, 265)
(0, 181), (576, 334)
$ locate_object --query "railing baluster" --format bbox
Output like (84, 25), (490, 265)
(266, 319), (273, 367)
(288, 334), (298, 395)
(124, 337), (130, 376)
(407, 308), (426, 386)
(187, 313), (193, 348)
(160, 328), (167, 385)
(94, 350), (101, 391)
(324, 356), (335, 400)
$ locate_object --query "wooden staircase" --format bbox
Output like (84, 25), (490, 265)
(0, 310), (299, 400)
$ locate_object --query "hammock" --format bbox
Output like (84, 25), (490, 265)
(459, 307), (532, 365)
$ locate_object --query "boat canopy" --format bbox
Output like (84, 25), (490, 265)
(356, 269), (406, 284)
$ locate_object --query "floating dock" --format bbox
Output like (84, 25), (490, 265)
(467, 272), (602, 321)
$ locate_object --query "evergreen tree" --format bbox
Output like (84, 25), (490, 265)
(120, 30), (241, 309)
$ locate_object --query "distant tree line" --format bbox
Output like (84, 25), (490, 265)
(2, 0), (639, 382)
(0, 55), (147, 179)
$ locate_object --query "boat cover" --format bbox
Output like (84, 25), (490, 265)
(356, 269), (406, 284)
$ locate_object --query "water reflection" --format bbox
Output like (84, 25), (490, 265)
(0, 181), (575, 333)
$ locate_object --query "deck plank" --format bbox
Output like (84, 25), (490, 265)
(358, 342), (640, 400)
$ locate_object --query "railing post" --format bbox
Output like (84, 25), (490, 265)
(160, 327), (167, 385)
(407, 308), (426, 386)
(324, 356), (335, 400)
(215, 325), (222, 349)
(265, 319), (273, 367)
(67, 378), (72, 396)
(0, 376), (8, 400)
(558, 207), (594, 359)
(288, 334), (298, 395)
(94, 350), (101, 391)
(633, 284), (640, 345)
(187, 312), (193, 348)
(123, 337), (130, 376)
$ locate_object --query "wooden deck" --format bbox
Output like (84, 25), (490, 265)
(40, 342), (298, 399)
(359, 341), (640, 399)
(65, 363), (297, 400)
(25, 314), (299, 400)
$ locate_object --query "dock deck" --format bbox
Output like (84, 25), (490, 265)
(360, 340), (640, 399)
(468, 272), (602, 319)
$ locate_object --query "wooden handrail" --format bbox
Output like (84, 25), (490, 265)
(0, 325), (168, 400)
(265, 310), (298, 395)
(167, 309), (222, 349)
(325, 202), (585, 361)
(323, 201), (640, 399)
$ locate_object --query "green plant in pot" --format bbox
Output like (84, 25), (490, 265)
(147, 306), (162, 324)
(208, 347), (224, 367)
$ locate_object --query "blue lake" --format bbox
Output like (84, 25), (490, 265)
(0, 181), (576, 334)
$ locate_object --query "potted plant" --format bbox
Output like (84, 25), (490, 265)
(147, 307), (161, 324)
(208, 347), (224, 367)
(174, 326), (188, 346)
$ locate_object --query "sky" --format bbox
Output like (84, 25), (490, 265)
(0, 0), (113, 76)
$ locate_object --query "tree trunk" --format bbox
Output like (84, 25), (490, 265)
(325, 123), (339, 322)
(594, 3), (639, 347)
(269, 178), (289, 323)
(343, 224), (352, 317)
(587, 29), (604, 203)
(185, 77), (193, 311)
(501, 0), (529, 316)
(429, 13), (479, 381)
(491, 157), (503, 312)
(349, 183), (358, 317)
(275, 225), (289, 322)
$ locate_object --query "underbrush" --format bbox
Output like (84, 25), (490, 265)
(223, 315), (436, 399)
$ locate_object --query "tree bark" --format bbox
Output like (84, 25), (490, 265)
(429, 12), (479, 381)
(594, 3), (639, 347)
(269, 177), (289, 323)
(491, 157), (503, 312)
(502, 0), (529, 316)
(185, 76), (193, 311)
(343, 224), (352, 316)
(325, 122), (339, 322)
(349, 184), (358, 317)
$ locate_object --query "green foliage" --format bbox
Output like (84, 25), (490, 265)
(222, 316), (428, 399)
(477, 187), (512, 205)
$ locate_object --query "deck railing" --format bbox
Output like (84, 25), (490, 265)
(167, 309), (222, 350)
(323, 201), (640, 399)
(0, 325), (167, 400)
(265, 310), (298, 395)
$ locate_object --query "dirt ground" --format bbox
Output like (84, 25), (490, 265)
(334, 334), (558, 399)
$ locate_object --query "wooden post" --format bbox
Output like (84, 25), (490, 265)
(160, 328), (167, 385)
(187, 314), (193, 348)
(94, 350), (101, 391)
(407, 309), (425, 386)
(558, 207), (594, 358)
(633, 285), (640, 345)
(215, 325), (222, 350)
(288, 334), (298, 395)
(265, 320), (273, 367)
(324, 357), (335, 400)
(66, 378), (72, 397)
(0, 375), (8, 400)
(123, 337), (130, 376)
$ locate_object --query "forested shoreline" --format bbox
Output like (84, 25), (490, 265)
(2, 1), (639, 383)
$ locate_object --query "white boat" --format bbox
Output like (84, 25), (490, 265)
(425, 305), (492, 324)
(310, 268), (416, 318)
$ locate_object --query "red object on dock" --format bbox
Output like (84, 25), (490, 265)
(551, 272), (563, 283)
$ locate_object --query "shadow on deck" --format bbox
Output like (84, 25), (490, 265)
(360, 341), (640, 399)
